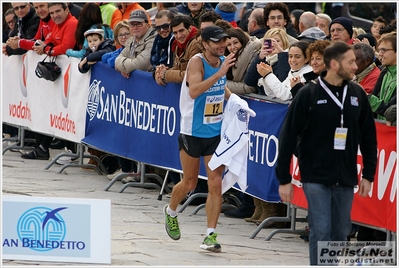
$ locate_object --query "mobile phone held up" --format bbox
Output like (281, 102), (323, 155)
(264, 38), (272, 49)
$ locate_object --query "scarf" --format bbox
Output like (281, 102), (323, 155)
(356, 62), (377, 82)
(173, 26), (198, 56)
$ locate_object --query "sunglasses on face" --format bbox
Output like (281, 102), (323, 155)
(155, 23), (170, 31)
(13, 4), (27, 11)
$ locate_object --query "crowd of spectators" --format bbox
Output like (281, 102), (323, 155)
(2, 1), (396, 244)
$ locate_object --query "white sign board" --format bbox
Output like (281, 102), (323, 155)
(2, 196), (111, 264)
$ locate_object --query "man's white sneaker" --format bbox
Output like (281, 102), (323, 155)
(121, 176), (141, 184)
(54, 148), (77, 165)
(107, 169), (123, 180)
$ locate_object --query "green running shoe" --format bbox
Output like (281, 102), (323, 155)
(164, 205), (181, 240)
(200, 232), (221, 252)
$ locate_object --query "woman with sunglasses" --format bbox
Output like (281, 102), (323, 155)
(150, 10), (175, 72)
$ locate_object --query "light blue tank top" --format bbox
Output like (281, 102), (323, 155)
(179, 53), (226, 138)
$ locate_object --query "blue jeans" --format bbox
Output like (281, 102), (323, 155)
(303, 182), (354, 265)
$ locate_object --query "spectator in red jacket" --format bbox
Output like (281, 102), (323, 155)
(6, 2), (55, 52)
(354, 43), (381, 94)
(33, 2), (77, 56)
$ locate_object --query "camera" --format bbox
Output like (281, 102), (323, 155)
(264, 38), (272, 49)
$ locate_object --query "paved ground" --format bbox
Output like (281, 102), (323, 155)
(2, 147), (310, 267)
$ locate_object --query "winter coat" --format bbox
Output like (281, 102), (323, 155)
(165, 36), (202, 83)
(101, 47), (123, 69)
(369, 65), (397, 119)
(297, 27), (326, 42)
(227, 36), (262, 94)
(258, 64), (313, 101)
(18, 16), (55, 51)
(244, 51), (290, 94)
(6, 5), (40, 55)
(43, 13), (78, 56)
(79, 38), (115, 73)
(115, 27), (156, 73)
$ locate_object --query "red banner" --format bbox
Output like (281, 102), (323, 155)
(290, 122), (397, 232)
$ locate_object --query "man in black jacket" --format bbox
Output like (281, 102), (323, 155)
(275, 41), (377, 265)
(2, 2), (40, 56)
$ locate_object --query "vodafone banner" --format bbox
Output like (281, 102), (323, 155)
(2, 51), (90, 143)
(291, 122), (397, 232)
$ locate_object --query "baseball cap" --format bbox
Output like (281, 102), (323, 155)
(84, 28), (104, 38)
(129, 9), (148, 23)
(201, 25), (229, 42)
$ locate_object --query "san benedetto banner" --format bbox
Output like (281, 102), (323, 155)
(2, 196), (111, 264)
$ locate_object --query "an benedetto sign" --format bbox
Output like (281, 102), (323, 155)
(2, 196), (111, 264)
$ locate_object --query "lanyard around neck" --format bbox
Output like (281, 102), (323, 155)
(318, 76), (347, 127)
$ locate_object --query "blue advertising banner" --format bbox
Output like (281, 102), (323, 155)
(83, 62), (182, 171)
(83, 63), (289, 202)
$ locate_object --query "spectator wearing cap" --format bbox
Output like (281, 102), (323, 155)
(110, 2), (149, 29)
(329, 17), (353, 44)
(155, 15), (202, 86)
(215, 2), (238, 28)
(163, 24), (236, 252)
(115, 9), (156, 78)
(78, 28), (115, 73)
(353, 43), (381, 94)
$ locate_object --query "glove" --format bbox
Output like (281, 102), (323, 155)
(384, 105), (396, 124)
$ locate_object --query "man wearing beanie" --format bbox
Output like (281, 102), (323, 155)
(329, 17), (354, 44)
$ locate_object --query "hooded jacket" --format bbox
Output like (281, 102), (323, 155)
(297, 26), (326, 42)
